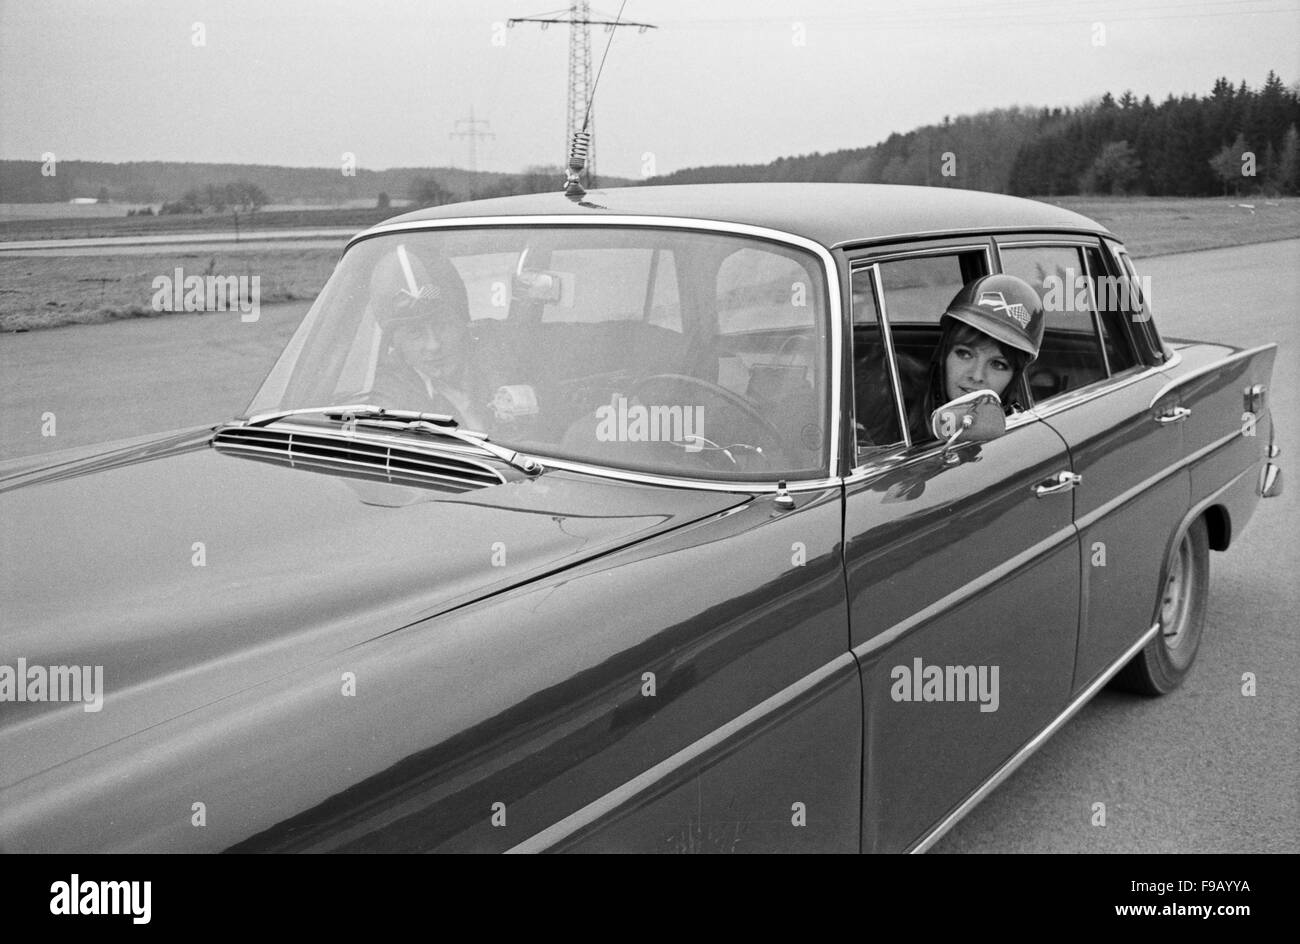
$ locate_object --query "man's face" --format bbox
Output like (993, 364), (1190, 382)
(389, 316), (465, 379)
(944, 335), (1013, 400)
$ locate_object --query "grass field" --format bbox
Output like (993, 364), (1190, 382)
(0, 248), (338, 332)
(0, 205), (403, 242)
(1049, 196), (1300, 256)
(2, 197), (1296, 334)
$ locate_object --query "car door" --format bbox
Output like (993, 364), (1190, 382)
(843, 241), (1080, 853)
(997, 238), (1187, 691)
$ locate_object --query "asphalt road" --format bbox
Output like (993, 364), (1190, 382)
(934, 239), (1300, 853)
(1, 239), (1296, 853)
(0, 300), (312, 459)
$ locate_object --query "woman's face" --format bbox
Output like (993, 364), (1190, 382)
(944, 335), (1014, 400)
(390, 318), (465, 380)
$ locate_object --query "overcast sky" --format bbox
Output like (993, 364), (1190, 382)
(2, 0), (1297, 179)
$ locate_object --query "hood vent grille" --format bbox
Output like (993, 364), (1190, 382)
(212, 426), (506, 492)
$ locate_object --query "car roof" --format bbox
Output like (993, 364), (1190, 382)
(369, 183), (1111, 250)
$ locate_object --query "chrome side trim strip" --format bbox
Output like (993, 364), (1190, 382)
(1075, 426), (1245, 531)
(1028, 361), (1164, 419)
(849, 520), (1079, 661)
(908, 619), (1161, 853)
(1146, 343), (1279, 408)
(343, 214), (842, 482)
(844, 410), (1042, 482)
(505, 651), (859, 853)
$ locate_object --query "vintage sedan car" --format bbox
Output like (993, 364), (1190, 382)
(0, 183), (1283, 853)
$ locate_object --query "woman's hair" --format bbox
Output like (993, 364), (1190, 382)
(908, 317), (1029, 441)
(938, 320), (1029, 396)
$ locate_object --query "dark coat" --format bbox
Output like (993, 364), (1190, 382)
(370, 360), (495, 431)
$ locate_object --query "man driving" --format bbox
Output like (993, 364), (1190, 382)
(368, 246), (492, 431)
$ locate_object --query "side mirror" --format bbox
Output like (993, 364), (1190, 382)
(930, 389), (1006, 460)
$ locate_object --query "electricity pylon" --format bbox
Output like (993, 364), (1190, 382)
(509, 3), (656, 187)
(450, 106), (494, 175)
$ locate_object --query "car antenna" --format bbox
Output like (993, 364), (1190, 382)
(563, 0), (633, 202)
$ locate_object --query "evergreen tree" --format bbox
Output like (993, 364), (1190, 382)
(1209, 132), (1250, 195)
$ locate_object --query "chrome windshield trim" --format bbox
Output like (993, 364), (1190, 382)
(509, 453), (842, 493)
(909, 620), (1162, 853)
(1146, 342), (1278, 408)
(344, 214), (842, 482)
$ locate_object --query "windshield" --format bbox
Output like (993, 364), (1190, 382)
(246, 226), (832, 480)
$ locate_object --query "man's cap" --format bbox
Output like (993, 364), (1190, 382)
(370, 245), (469, 328)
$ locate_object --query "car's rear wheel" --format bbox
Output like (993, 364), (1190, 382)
(1111, 516), (1210, 695)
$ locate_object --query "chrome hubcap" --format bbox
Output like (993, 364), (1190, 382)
(1161, 536), (1193, 650)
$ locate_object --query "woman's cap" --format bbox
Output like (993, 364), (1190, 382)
(941, 273), (1045, 360)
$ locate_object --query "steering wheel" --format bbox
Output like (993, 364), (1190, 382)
(626, 373), (788, 469)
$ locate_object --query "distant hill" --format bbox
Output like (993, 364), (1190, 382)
(0, 160), (633, 206)
(644, 72), (1300, 198)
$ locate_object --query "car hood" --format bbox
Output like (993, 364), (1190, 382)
(0, 429), (747, 765)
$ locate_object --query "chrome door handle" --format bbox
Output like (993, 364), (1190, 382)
(1035, 470), (1081, 497)
(1155, 406), (1191, 424)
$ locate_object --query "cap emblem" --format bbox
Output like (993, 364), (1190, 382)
(976, 291), (1030, 327)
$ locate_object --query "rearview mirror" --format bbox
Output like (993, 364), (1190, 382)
(930, 389), (1006, 458)
(512, 269), (575, 306)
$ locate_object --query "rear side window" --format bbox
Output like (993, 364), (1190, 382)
(1084, 245), (1139, 374)
(1109, 242), (1167, 364)
(1000, 245), (1109, 403)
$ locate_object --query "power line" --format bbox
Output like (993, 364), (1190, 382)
(509, 3), (657, 187)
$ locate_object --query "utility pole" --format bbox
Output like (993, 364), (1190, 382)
(509, 3), (656, 187)
(450, 106), (494, 176)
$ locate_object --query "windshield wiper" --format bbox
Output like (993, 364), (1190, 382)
(320, 407), (544, 476)
(243, 403), (381, 428)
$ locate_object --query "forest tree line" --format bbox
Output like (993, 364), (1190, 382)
(646, 72), (1300, 197)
